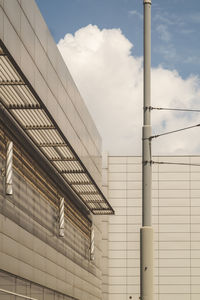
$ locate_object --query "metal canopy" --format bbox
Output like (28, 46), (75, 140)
(0, 43), (114, 215)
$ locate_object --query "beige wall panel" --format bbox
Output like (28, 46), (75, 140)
(109, 251), (127, 259)
(191, 268), (200, 275)
(159, 250), (190, 259)
(191, 216), (200, 223)
(127, 224), (141, 233)
(159, 181), (190, 190)
(127, 172), (141, 181)
(4, 0), (21, 35)
(190, 190), (200, 198)
(159, 295), (190, 300)
(158, 172), (190, 181)
(109, 276), (127, 285)
(0, 6), (3, 40)
(127, 189), (142, 198)
(127, 198), (142, 207)
(109, 259), (127, 268)
(127, 215), (141, 224)
(160, 215), (190, 224)
(109, 172), (127, 181)
(108, 156), (200, 300)
(127, 164), (142, 173)
(191, 259), (200, 267)
(20, 11), (35, 59)
(159, 189), (190, 198)
(127, 276), (140, 285)
(191, 181), (200, 189)
(191, 250), (200, 258)
(158, 198), (190, 207)
(159, 258), (190, 268)
(109, 157), (127, 164)
(191, 199), (200, 206)
(126, 267), (140, 276)
(159, 206), (190, 215)
(109, 189), (127, 198)
(109, 268), (127, 277)
(109, 241), (127, 251)
(158, 232), (190, 241)
(109, 181), (126, 190)
(191, 224), (200, 232)
(191, 294), (200, 300)
(127, 250), (140, 259)
(109, 164), (126, 173)
(158, 224), (190, 232)
(159, 285), (190, 294)
(109, 233), (127, 242)
(191, 277), (200, 284)
(109, 215), (127, 224)
(159, 276), (190, 284)
(191, 173), (200, 180)
(3, 14), (21, 66)
(127, 181), (142, 189)
(109, 224), (127, 233)
(108, 294), (126, 300)
(109, 198), (127, 207)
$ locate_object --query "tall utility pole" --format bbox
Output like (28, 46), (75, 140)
(140, 1), (153, 300)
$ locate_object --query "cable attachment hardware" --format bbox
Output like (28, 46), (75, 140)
(144, 106), (153, 111)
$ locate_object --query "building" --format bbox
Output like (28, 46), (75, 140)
(0, 1), (113, 299)
(106, 155), (200, 300)
(1, 1), (200, 300)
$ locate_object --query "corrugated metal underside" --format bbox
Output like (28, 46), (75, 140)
(0, 42), (114, 215)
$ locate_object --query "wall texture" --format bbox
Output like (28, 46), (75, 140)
(108, 156), (200, 300)
(0, 124), (103, 300)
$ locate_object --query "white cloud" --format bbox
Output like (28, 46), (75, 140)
(156, 24), (171, 42)
(129, 10), (143, 20)
(58, 25), (200, 156)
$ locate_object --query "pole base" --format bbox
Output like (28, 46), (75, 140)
(140, 226), (153, 300)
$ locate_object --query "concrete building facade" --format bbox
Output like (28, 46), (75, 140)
(0, 1), (113, 299)
(106, 155), (200, 300)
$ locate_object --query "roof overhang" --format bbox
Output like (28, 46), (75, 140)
(0, 40), (114, 215)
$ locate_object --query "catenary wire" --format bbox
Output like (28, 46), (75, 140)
(146, 106), (200, 113)
(143, 123), (200, 140)
(150, 161), (200, 167)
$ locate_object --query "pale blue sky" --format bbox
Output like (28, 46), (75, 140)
(36, 0), (200, 79)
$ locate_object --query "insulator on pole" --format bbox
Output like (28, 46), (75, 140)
(6, 141), (13, 195)
(90, 228), (95, 261)
(59, 197), (65, 237)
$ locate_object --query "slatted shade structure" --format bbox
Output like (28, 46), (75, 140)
(0, 42), (114, 215)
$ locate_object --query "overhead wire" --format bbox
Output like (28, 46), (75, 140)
(149, 123), (200, 140)
(150, 160), (200, 167)
(146, 106), (200, 113)
(143, 106), (200, 163)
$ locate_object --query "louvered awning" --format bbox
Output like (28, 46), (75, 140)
(0, 42), (114, 215)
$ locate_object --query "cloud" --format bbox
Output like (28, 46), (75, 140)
(58, 25), (200, 156)
(129, 10), (143, 20)
(156, 24), (171, 42)
(189, 12), (200, 24)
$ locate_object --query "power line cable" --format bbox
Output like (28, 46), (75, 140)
(150, 160), (200, 167)
(143, 123), (200, 140)
(146, 106), (200, 113)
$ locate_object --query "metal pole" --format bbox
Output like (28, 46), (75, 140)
(140, 1), (153, 300)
